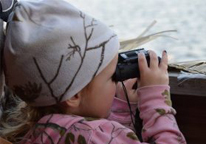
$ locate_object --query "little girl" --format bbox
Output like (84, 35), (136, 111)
(0, 0), (186, 143)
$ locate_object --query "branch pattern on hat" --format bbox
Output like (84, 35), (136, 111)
(16, 11), (117, 104)
(61, 12), (116, 102)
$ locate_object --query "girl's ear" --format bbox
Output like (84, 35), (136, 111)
(64, 93), (82, 108)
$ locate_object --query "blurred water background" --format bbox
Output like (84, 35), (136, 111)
(68, 0), (206, 63)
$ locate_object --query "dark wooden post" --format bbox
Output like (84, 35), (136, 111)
(169, 70), (206, 144)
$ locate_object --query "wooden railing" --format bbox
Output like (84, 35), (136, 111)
(169, 69), (206, 144)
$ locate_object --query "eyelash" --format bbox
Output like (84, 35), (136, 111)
(111, 76), (117, 84)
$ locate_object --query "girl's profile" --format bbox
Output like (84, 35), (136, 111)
(0, 0), (186, 144)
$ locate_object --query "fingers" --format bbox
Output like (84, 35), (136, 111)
(115, 78), (138, 103)
(117, 78), (137, 90)
(124, 78), (138, 89)
(149, 50), (158, 69)
(138, 50), (168, 74)
(159, 50), (168, 71)
(138, 53), (148, 73)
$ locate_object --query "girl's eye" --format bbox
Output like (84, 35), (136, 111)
(111, 76), (118, 84)
(111, 73), (117, 82)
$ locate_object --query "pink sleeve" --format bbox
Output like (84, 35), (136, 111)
(89, 85), (186, 144)
(88, 120), (143, 144)
(108, 97), (137, 131)
(137, 85), (186, 144)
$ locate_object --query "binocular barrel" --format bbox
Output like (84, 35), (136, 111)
(112, 48), (161, 82)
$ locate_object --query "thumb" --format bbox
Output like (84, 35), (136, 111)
(124, 78), (138, 89)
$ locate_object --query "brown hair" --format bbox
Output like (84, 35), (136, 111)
(0, 92), (65, 143)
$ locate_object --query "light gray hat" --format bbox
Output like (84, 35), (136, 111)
(1, 0), (119, 106)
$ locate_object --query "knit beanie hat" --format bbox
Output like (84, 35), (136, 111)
(0, 0), (119, 106)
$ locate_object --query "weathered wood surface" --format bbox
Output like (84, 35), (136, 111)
(169, 67), (206, 144)
(169, 71), (206, 96)
(169, 61), (206, 75)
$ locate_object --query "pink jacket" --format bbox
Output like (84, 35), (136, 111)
(21, 85), (186, 144)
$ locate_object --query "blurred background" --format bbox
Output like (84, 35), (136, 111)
(67, 0), (206, 63)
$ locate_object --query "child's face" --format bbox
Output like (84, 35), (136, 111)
(79, 54), (118, 118)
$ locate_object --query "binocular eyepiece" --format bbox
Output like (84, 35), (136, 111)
(112, 48), (161, 82)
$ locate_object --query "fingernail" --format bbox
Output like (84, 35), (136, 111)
(164, 50), (167, 54)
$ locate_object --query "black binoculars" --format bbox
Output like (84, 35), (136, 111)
(112, 48), (161, 82)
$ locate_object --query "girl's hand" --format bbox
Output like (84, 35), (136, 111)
(115, 78), (138, 103)
(138, 50), (169, 87)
